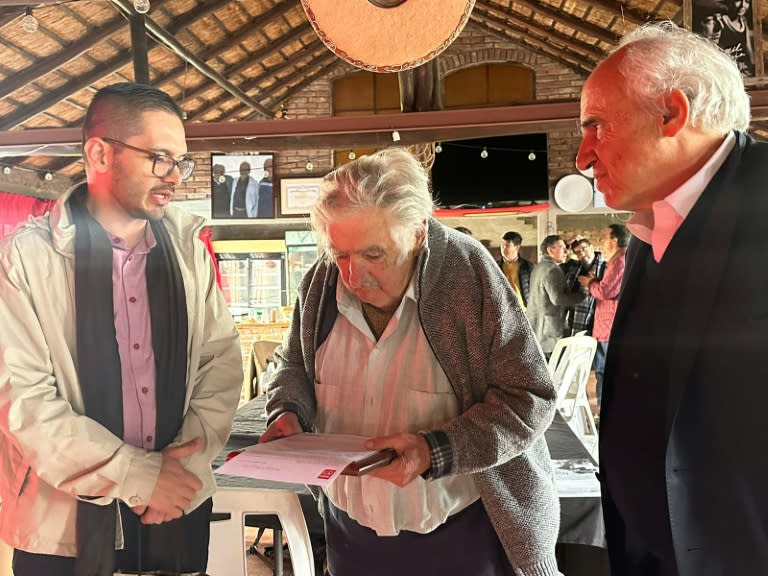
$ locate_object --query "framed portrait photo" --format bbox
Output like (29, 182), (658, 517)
(210, 152), (275, 220)
(279, 177), (323, 217)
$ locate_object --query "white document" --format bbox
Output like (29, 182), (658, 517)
(215, 433), (389, 486)
(552, 458), (601, 498)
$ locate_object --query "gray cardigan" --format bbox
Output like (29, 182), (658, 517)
(266, 219), (560, 576)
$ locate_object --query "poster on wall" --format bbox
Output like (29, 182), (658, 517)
(685, 0), (762, 77)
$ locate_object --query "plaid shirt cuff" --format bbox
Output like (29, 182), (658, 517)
(420, 430), (452, 480)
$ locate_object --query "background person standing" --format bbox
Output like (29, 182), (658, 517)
(497, 230), (535, 312)
(578, 224), (629, 409)
(527, 235), (587, 359)
(562, 237), (605, 336)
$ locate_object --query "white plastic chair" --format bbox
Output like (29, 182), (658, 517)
(548, 334), (599, 459)
(208, 487), (316, 576)
(244, 339), (282, 400)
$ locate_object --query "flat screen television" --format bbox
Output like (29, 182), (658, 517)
(210, 152), (275, 219)
(430, 133), (549, 208)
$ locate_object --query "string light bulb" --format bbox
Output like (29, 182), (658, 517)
(275, 104), (289, 119)
(21, 8), (38, 33)
(480, 147), (488, 159)
(305, 161), (314, 172)
(391, 130), (400, 142)
(2, 166), (10, 176)
(347, 151), (356, 160)
(133, 0), (150, 13)
(434, 143), (442, 154)
(528, 151), (536, 161)
(44, 171), (53, 182)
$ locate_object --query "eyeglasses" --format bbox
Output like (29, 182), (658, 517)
(101, 137), (196, 181)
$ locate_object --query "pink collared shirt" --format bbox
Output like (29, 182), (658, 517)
(628, 132), (735, 262)
(110, 226), (157, 450)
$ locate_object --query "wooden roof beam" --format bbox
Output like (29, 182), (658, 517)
(582, 0), (652, 27)
(470, 17), (592, 75)
(0, 16), (128, 100)
(130, 1), (305, 109)
(152, 23), (314, 105)
(0, 0), (215, 129)
(474, 2), (603, 61)
(4, 91), (768, 153)
(109, 0), (275, 118)
(214, 52), (340, 122)
(483, 0), (618, 45)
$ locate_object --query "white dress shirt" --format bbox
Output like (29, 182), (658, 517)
(316, 275), (479, 536)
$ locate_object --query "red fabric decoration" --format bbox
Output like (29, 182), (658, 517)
(198, 226), (222, 289)
(0, 192), (54, 239)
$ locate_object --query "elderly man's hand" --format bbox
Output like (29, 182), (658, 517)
(259, 412), (303, 443)
(363, 433), (432, 487)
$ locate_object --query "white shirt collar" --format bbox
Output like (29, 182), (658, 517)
(628, 132), (735, 261)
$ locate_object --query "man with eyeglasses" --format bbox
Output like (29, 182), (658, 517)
(0, 82), (243, 576)
(561, 237), (605, 337)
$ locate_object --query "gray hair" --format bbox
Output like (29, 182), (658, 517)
(615, 21), (750, 132)
(540, 234), (563, 256)
(311, 147), (434, 263)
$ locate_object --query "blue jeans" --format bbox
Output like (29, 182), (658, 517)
(594, 341), (608, 409)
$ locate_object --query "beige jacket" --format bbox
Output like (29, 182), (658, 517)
(0, 185), (243, 556)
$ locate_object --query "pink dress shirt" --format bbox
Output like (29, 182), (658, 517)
(110, 226), (157, 450)
(628, 132), (735, 262)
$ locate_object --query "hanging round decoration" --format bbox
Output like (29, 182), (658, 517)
(554, 174), (594, 213)
(300, 0), (476, 72)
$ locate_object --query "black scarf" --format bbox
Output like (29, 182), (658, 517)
(69, 187), (188, 576)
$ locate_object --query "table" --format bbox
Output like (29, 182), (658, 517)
(214, 396), (608, 575)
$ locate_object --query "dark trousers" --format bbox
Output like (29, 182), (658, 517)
(324, 498), (516, 576)
(13, 499), (212, 576)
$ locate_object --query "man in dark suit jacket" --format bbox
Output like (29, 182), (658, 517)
(257, 157), (274, 218)
(211, 163), (233, 217)
(576, 22), (766, 576)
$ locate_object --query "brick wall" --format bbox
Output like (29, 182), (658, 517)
(173, 22), (587, 202)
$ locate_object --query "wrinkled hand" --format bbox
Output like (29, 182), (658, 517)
(259, 412), (302, 444)
(139, 437), (204, 525)
(363, 433), (431, 487)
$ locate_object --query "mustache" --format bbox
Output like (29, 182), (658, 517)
(151, 184), (175, 194)
(346, 277), (379, 289)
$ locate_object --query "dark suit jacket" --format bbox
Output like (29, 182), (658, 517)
(601, 132), (768, 575)
(257, 180), (273, 218)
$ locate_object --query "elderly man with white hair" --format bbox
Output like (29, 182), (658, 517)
(260, 148), (561, 576)
(577, 21), (763, 576)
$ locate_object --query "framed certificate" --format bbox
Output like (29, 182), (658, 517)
(279, 177), (323, 216)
